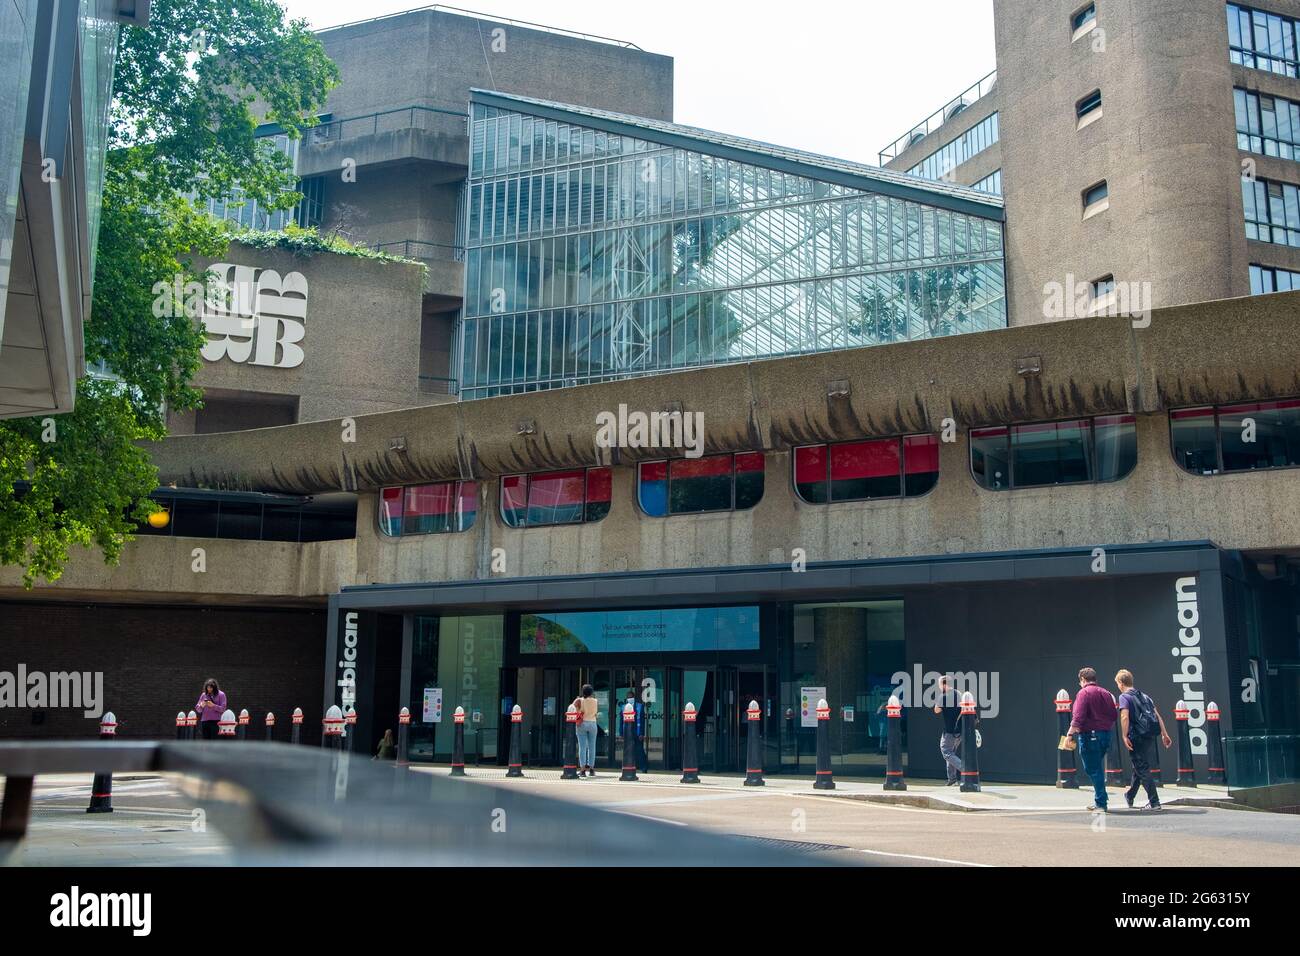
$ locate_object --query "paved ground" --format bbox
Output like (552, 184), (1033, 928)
(2, 768), (1295, 866)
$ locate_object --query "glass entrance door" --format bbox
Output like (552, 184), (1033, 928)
(611, 666), (665, 771)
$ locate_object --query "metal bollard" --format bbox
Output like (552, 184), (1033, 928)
(959, 692), (980, 792)
(265, 712), (276, 742)
(884, 694), (907, 791)
(236, 709), (250, 741)
(813, 698), (834, 790)
(396, 707), (411, 768)
(451, 706), (466, 776)
(322, 705), (344, 750)
(175, 711), (187, 741)
(680, 702), (700, 783)
(619, 701), (639, 782)
(344, 707), (357, 754)
(86, 712), (117, 814)
(1055, 689), (1078, 788)
(291, 707), (303, 745)
(1174, 700), (1197, 787)
(507, 705), (524, 777)
(218, 709), (237, 739)
(744, 699), (764, 787)
(186, 710), (197, 741)
(1206, 701), (1228, 785)
(1107, 723), (1127, 788)
(562, 705), (579, 779)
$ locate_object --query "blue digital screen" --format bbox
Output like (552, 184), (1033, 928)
(519, 606), (760, 653)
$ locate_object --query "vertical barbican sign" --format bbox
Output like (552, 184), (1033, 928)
(199, 262), (308, 368)
(1172, 576), (1209, 755)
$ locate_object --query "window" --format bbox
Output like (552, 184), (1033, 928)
(1072, 3), (1097, 35)
(1076, 90), (1103, 124)
(1083, 181), (1109, 216)
(1090, 274), (1116, 312)
(1235, 88), (1300, 159)
(1228, 4), (1300, 79)
(907, 113), (1000, 181)
(1242, 176), (1300, 248)
(793, 435), (938, 504)
(378, 481), (477, 537)
(972, 169), (1002, 195)
(970, 415), (1136, 490)
(637, 452), (764, 516)
(1250, 263), (1300, 293)
(500, 467), (611, 527)
(1171, 401), (1300, 475)
(138, 493), (357, 542)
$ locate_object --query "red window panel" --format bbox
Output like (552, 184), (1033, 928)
(1094, 414), (1136, 428)
(794, 445), (827, 484)
(670, 454), (734, 479)
(971, 425), (1009, 439)
(379, 486), (403, 535)
(405, 483), (453, 516)
(830, 439), (899, 479)
(639, 460), (668, 482)
(501, 474), (528, 526)
(457, 482), (478, 515)
(734, 451), (764, 474)
(528, 469), (587, 509)
(903, 434), (939, 473)
(1170, 407), (1214, 421)
(585, 466), (612, 503)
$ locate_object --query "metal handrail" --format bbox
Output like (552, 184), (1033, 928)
(0, 741), (820, 865)
(878, 70), (997, 165)
(374, 238), (466, 263)
(418, 375), (459, 395)
(306, 105), (468, 146)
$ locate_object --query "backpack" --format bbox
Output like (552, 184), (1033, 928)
(1128, 690), (1160, 740)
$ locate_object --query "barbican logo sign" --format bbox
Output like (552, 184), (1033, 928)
(199, 262), (308, 369)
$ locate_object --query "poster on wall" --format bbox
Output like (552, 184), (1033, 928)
(422, 687), (443, 723)
(800, 687), (826, 727)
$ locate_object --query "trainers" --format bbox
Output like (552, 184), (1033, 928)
(946, 778), (959, 786)
(1142, 803), (1162, 812)
(1087, 804), (1108, 812)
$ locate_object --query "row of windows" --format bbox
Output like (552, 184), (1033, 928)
(465, 196), (1005, 318)
(377, 403), (1300, 536)
(1229, 3), (1300, 78)
(907, 113), (1000, 181)
(1250, 262), (1300, 293)
(1242, 176), (1300, 247)
(1235, 88), (1300, 159)
(971, 169), (1002, 196)
(138, 494), (356, 542)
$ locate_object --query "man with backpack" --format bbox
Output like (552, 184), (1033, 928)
(1114, 669), (1173, 811)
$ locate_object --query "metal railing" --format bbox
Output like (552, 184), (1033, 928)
(418, 375), (459, 396)
(0, 740), (819, 865)
(878, 70), (997, 165)
(374, 238), (466, 263)
(306, 105), (468, 147)
(317, 4), (646, 50)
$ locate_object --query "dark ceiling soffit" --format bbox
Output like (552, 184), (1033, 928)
(336, 541), (1220, 611)
(469, 91), (1006, 223)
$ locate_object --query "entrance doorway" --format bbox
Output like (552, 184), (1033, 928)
(508, 664), (776, 773)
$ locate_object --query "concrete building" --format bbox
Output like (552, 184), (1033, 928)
(2, 5), (1298, 790)
(0, 0), (150, 419)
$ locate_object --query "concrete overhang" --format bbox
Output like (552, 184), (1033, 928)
(296, 127), (467, 181)
(144, 289), (1300, 495)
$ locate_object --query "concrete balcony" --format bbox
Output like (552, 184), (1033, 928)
(297, 106), (469, 181)
(373, 239), (464, 301)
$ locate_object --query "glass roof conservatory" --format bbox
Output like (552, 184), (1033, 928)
(458, 90), (1007, 400)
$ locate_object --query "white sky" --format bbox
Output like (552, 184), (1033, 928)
(278, 0), (995, 166)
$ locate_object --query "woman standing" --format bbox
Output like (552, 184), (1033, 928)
(195, 678), (227, 740)
(572, 684), (600, 777)
(374, 729), (397, 760)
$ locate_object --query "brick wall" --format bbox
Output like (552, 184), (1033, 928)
(0, 602), (326, 745)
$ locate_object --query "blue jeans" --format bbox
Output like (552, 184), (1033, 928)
(1078, 730), (1111, 808)
(575, 721), (597, 767)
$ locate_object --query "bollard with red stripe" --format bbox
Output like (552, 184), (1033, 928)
(218, 709), (237, 739)
(813, 699), (835, 790)
(396, 707), (411, 768)
(744, 699), (765, 787)
(884, 694), (907, 791)
(175, 711), (188, 741)
(1106, 720), (1127, 789)
(959, 692), (981, 792)
(264, 712), (276, 742)
(1174, 701), (1197, 787)
(1055, 689), (1078, 788)
(450, 706), (467, 776)
(322, 705), (344, 750)
(86, 712), (117, 814)
(236, 708), (250, 742)
(507, 705), (525, 777)
(186, 710), (197, 741)
(343, 706), (357, 754)
(619, 701), (639, 782)
(680, 702), (700, 783)
(562, 704), (580, 779)
(291, 707), (303, 745)
(1206, 701), (1227, 785)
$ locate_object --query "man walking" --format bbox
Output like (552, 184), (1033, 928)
(932, 675), (962, 786)
(1114, 669), (1172, 811)
(1067, 667), (1117, 811)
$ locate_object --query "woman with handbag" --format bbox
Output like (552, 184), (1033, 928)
(572, 684), (599, 777)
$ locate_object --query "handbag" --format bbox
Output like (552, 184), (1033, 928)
(572, 699), (584, 727)
(1058, 734), (1077, 752)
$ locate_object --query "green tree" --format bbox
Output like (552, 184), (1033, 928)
(0, 0), (338, 586)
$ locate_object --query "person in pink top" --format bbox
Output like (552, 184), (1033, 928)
(195, 678), (227, 740)
(1067, 667), (1118, 811)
